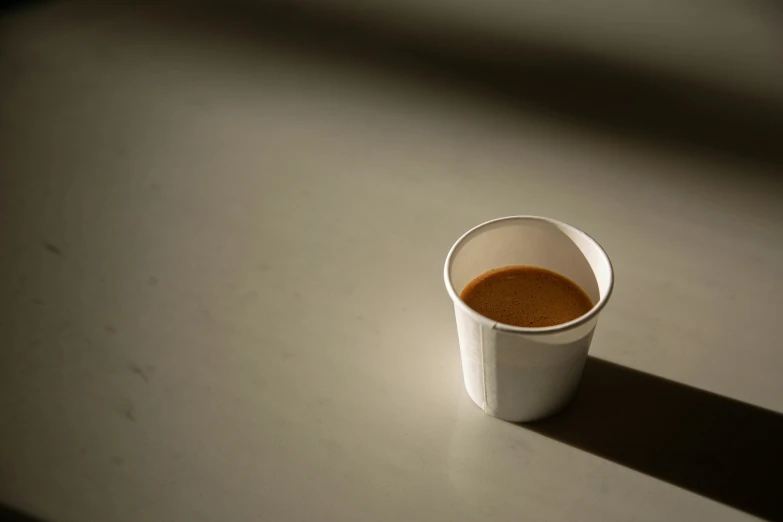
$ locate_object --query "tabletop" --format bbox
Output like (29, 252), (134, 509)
(1, 3), (782, 521)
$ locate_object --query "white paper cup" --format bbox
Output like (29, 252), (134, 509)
(444, 216), (614, 422)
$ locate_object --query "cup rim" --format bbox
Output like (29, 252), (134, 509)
(444, 216), (614, 335)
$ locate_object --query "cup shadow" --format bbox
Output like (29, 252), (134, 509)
(0, 504), (45, 522)
(520, 356), (783, 521)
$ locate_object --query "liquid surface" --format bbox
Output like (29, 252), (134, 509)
(460, 266), (593, 328)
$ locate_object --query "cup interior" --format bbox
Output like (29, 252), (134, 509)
(445, 217), (613, 329)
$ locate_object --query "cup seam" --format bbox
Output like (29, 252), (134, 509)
(480, 324), (488, 411)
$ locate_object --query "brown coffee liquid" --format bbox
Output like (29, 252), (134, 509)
(460, 266), (593, 328)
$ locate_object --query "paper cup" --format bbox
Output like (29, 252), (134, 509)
(444, 216), (614, 422)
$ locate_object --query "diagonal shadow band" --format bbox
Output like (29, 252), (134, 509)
(6, 1), (781, 166)
(522, 357), (783, 521)
(233, 2), (783, 167)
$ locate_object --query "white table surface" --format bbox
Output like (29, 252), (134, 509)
(1, 3), (782, 522)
